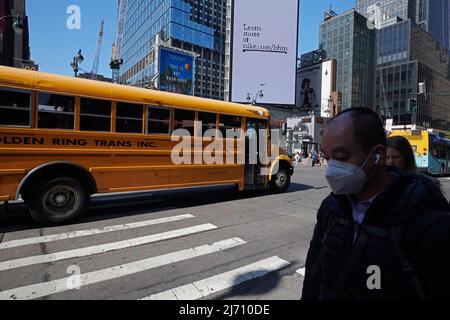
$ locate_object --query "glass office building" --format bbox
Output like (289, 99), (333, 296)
(319, 10), (376, 109)
(416, 0), (450, 50)
(0, 0), (30, 68)
(119, 0), (226, 100)
(357, 0), (450, 50)
(375, 19), (450, 130)
(356, 0), (450, 130)
(356, 0), (416, 22)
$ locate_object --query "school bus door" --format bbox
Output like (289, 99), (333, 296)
(244, 119), (266, 190)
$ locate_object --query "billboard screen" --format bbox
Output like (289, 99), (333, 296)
(158, 47), (195, 96)
(296, 60), (336, 117)
(230, 0), (299, 105)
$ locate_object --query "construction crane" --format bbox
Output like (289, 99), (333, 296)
(110, 0), (128, 83)
(91, 19), (104, 80)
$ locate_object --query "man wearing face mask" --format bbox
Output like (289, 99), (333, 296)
(301, 108), (450, 300)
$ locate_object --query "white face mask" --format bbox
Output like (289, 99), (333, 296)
(325, 151), (380, 196)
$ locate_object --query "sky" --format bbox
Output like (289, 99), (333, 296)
(26, 0), (354, 77)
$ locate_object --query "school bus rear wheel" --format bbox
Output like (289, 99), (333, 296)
(28, 177), (89, 225)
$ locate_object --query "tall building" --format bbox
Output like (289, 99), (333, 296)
(416, 0), (450, 50)
(356, 0), (450, 50)
(356, 0), (416, 22)
(355, 0), (450, 130)
(375, 19), (450, 130)
(0, 0), (30, 68)
(319, 10), (376, 109)
(119, 0), (226, 100)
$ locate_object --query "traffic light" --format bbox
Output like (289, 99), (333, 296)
(407, 98), (418, 113)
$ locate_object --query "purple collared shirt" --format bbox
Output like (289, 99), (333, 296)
(349, 194), (378, 225)
(348, 196), (378, 245)
(349, 173), (398, 225)
(348, 173), (398, 244)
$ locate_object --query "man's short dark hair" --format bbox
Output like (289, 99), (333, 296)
(328, 108), (386, 153)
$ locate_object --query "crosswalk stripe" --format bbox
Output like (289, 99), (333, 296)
(0, 238), (247, 300)
(0, 224), (218, 272)
(141, 256), (290, 300)
(0, 214), (196, 250)
(296, 268), (305, 276)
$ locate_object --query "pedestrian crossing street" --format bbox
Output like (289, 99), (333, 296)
(0, 212), (305, 300)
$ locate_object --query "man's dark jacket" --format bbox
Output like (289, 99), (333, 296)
(301, 169), (450, 300)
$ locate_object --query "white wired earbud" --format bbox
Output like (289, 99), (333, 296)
(375, 153), (381, 165)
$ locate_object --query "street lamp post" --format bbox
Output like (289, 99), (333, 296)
(246, 84), (265, 105)
(70, 50), (84, 77)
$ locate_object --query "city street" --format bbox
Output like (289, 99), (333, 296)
(1, 166), (450, 300)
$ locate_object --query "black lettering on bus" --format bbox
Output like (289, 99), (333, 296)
(12, 137), (24, 144)
(138, 141), (149, 148)
(52, 138), (62, 145)
(138, 141), (157, 148)
(115, 140), (126, 147)
(32, 137), (45, 145)
(107, 140), (115, 147)
(0, 136), (9, 144)
(65, 139), (78, 146)
(0, 136), (45, 145)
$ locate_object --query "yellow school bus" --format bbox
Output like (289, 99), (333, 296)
(0, 66), (293, 224)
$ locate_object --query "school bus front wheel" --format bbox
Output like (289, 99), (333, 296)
(28, 177), (89, 225)
(269, 168), (291, 193)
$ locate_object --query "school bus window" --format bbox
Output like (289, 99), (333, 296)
(219, 115), (242, 138)
(0, 89), (31, 127)
(148, 107), (170, 135)
(198, 112), (217, 136)
(259, 120), (268, 130)
(246, 120), (257, 138)
(38, 93), (75, 130)
(116, 102), (143, 134)
(80, 98), (111, 132)
(173, 109), (195, 136)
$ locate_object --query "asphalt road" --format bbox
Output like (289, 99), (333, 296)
(0, 167), (449, 300)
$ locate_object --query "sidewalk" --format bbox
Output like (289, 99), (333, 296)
(294, 159), (328, 167)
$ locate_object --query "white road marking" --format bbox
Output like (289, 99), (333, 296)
(141, 256), (290, 300)
(0, 238), (247, 300)
(296, 268), (305, 276)
(0, 224), (218, 271)
(0, 214), (196, 250)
